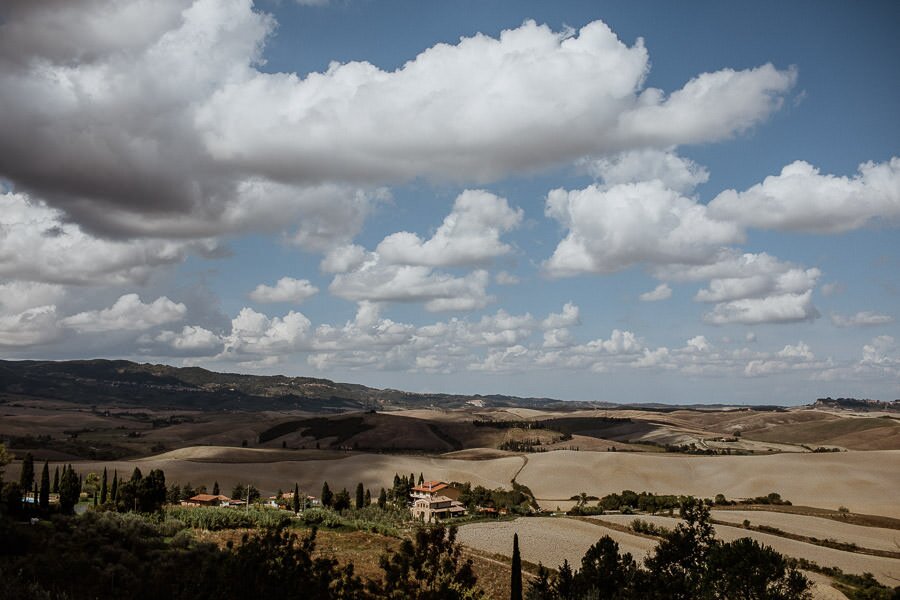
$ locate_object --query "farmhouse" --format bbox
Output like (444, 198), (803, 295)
(410, 480), (466, 522)
(181, 494), (232, 507)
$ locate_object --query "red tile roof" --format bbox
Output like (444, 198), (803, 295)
(412, 481), (448, 493)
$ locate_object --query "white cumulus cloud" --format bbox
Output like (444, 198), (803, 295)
(249, 277), (319, 304)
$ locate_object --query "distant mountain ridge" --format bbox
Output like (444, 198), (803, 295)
(0, 359), (592, 412)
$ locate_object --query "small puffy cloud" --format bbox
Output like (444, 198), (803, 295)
(544, 181), (742, 277)
(495, 271), (520, 285)
(709, 158), (900, 233)
(61, 294), (187, 332)
(685, 335), (711, 353)
(222, 307), (312, 356)
(640, 283), (672, 302)
(249, 277), (319, 304)
(329, 253), (492, 312)
(376, 190), (522, 267)
(821, 282), (845, 297)
(156, 325), (222, 352)
(585, 149), (709, 194)
(0, 305), (61, 347)
(704, 290), (818, 325)
(658, 251), (821, 326)
(321, 244), (368, 274)
(831, 311), (894, 327)
(541, 303), (580, 330)
(777, 341), (814, 360)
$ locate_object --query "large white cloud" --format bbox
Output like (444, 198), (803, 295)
(376, 190), (522, 267)
(60, 293), (187, 332)
(543, 181), (743, 277)
(709, 158), (900, 233)
(0, 2), (795, 243)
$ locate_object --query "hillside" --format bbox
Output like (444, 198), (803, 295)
(0, 358), (580, 412)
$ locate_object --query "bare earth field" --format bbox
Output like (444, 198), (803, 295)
(709, 509), (900, 553)
(517, 450), (900, 518)
(456, 516), (657, 569)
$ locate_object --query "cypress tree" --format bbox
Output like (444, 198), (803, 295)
(59, 464), (80, 515)
(355, 482), (364, 509)
(418, 472), (424, 485)
(19, 452), (34, 490)
(511, 533), (522, 600)
(321, 481), (333, 507)
(52, 466), (59, 493)
(100, 467), (108, 504)
(111, 470), (118, 501)
(292, 483), (300, 513)
(378, 487), (387, 509)
(212, 481), (220, 496)
(365, 488), (371, 506)
(39, 461), (50, 510)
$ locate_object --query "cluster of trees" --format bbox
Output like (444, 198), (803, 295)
(525, 499), (812, 600)
(320, 481), (374, 512)
(0, 509), (482, 600)
(568, 490), (684, 516)
(456, 482), (534, 514)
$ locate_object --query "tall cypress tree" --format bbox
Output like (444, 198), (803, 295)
(355, 482), (365, 509)
(100, 467), (108, 504)
(52, 465), (59, 493)
(321, 481), (333, 508)
(59, 464), (80, 515)
(212, 481), (220, 496)
(511, 532), (522, 600)
(39, 461), (50, 510)
(293, 483), (300, 513)
(111, 470), (118, 501)
(19, 452), (34, 491)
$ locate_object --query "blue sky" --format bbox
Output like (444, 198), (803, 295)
(0, 0), (898, 404)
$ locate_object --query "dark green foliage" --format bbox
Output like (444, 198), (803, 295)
(110, 470), (118, 501)
(2, 482), (23, 517)
(52, 466), (59, 494)
(365, 488), (372, 506)
(115, 468), (166, 513)
(333, 488), (351, 511)
(356, 482), (365, 510)
(212, 481), (220, 496)
(257, 416), (373, 444)
(511, 533), (522, 600)
(378, 487), (387, 509)
(100, 467), (108, 504)
(18, 453), (34, 491)
(0, 511), (359, 599)
(58, 464), (80, 515)
(457, 482), (533, 513)
(293, 483), (301, 513)
(703, 537), (813, 599)
(370, 525), (482, 599)
(322, 481), (334, 507)
(230, 483), (259, 503)
(39, 462), (50, 511)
